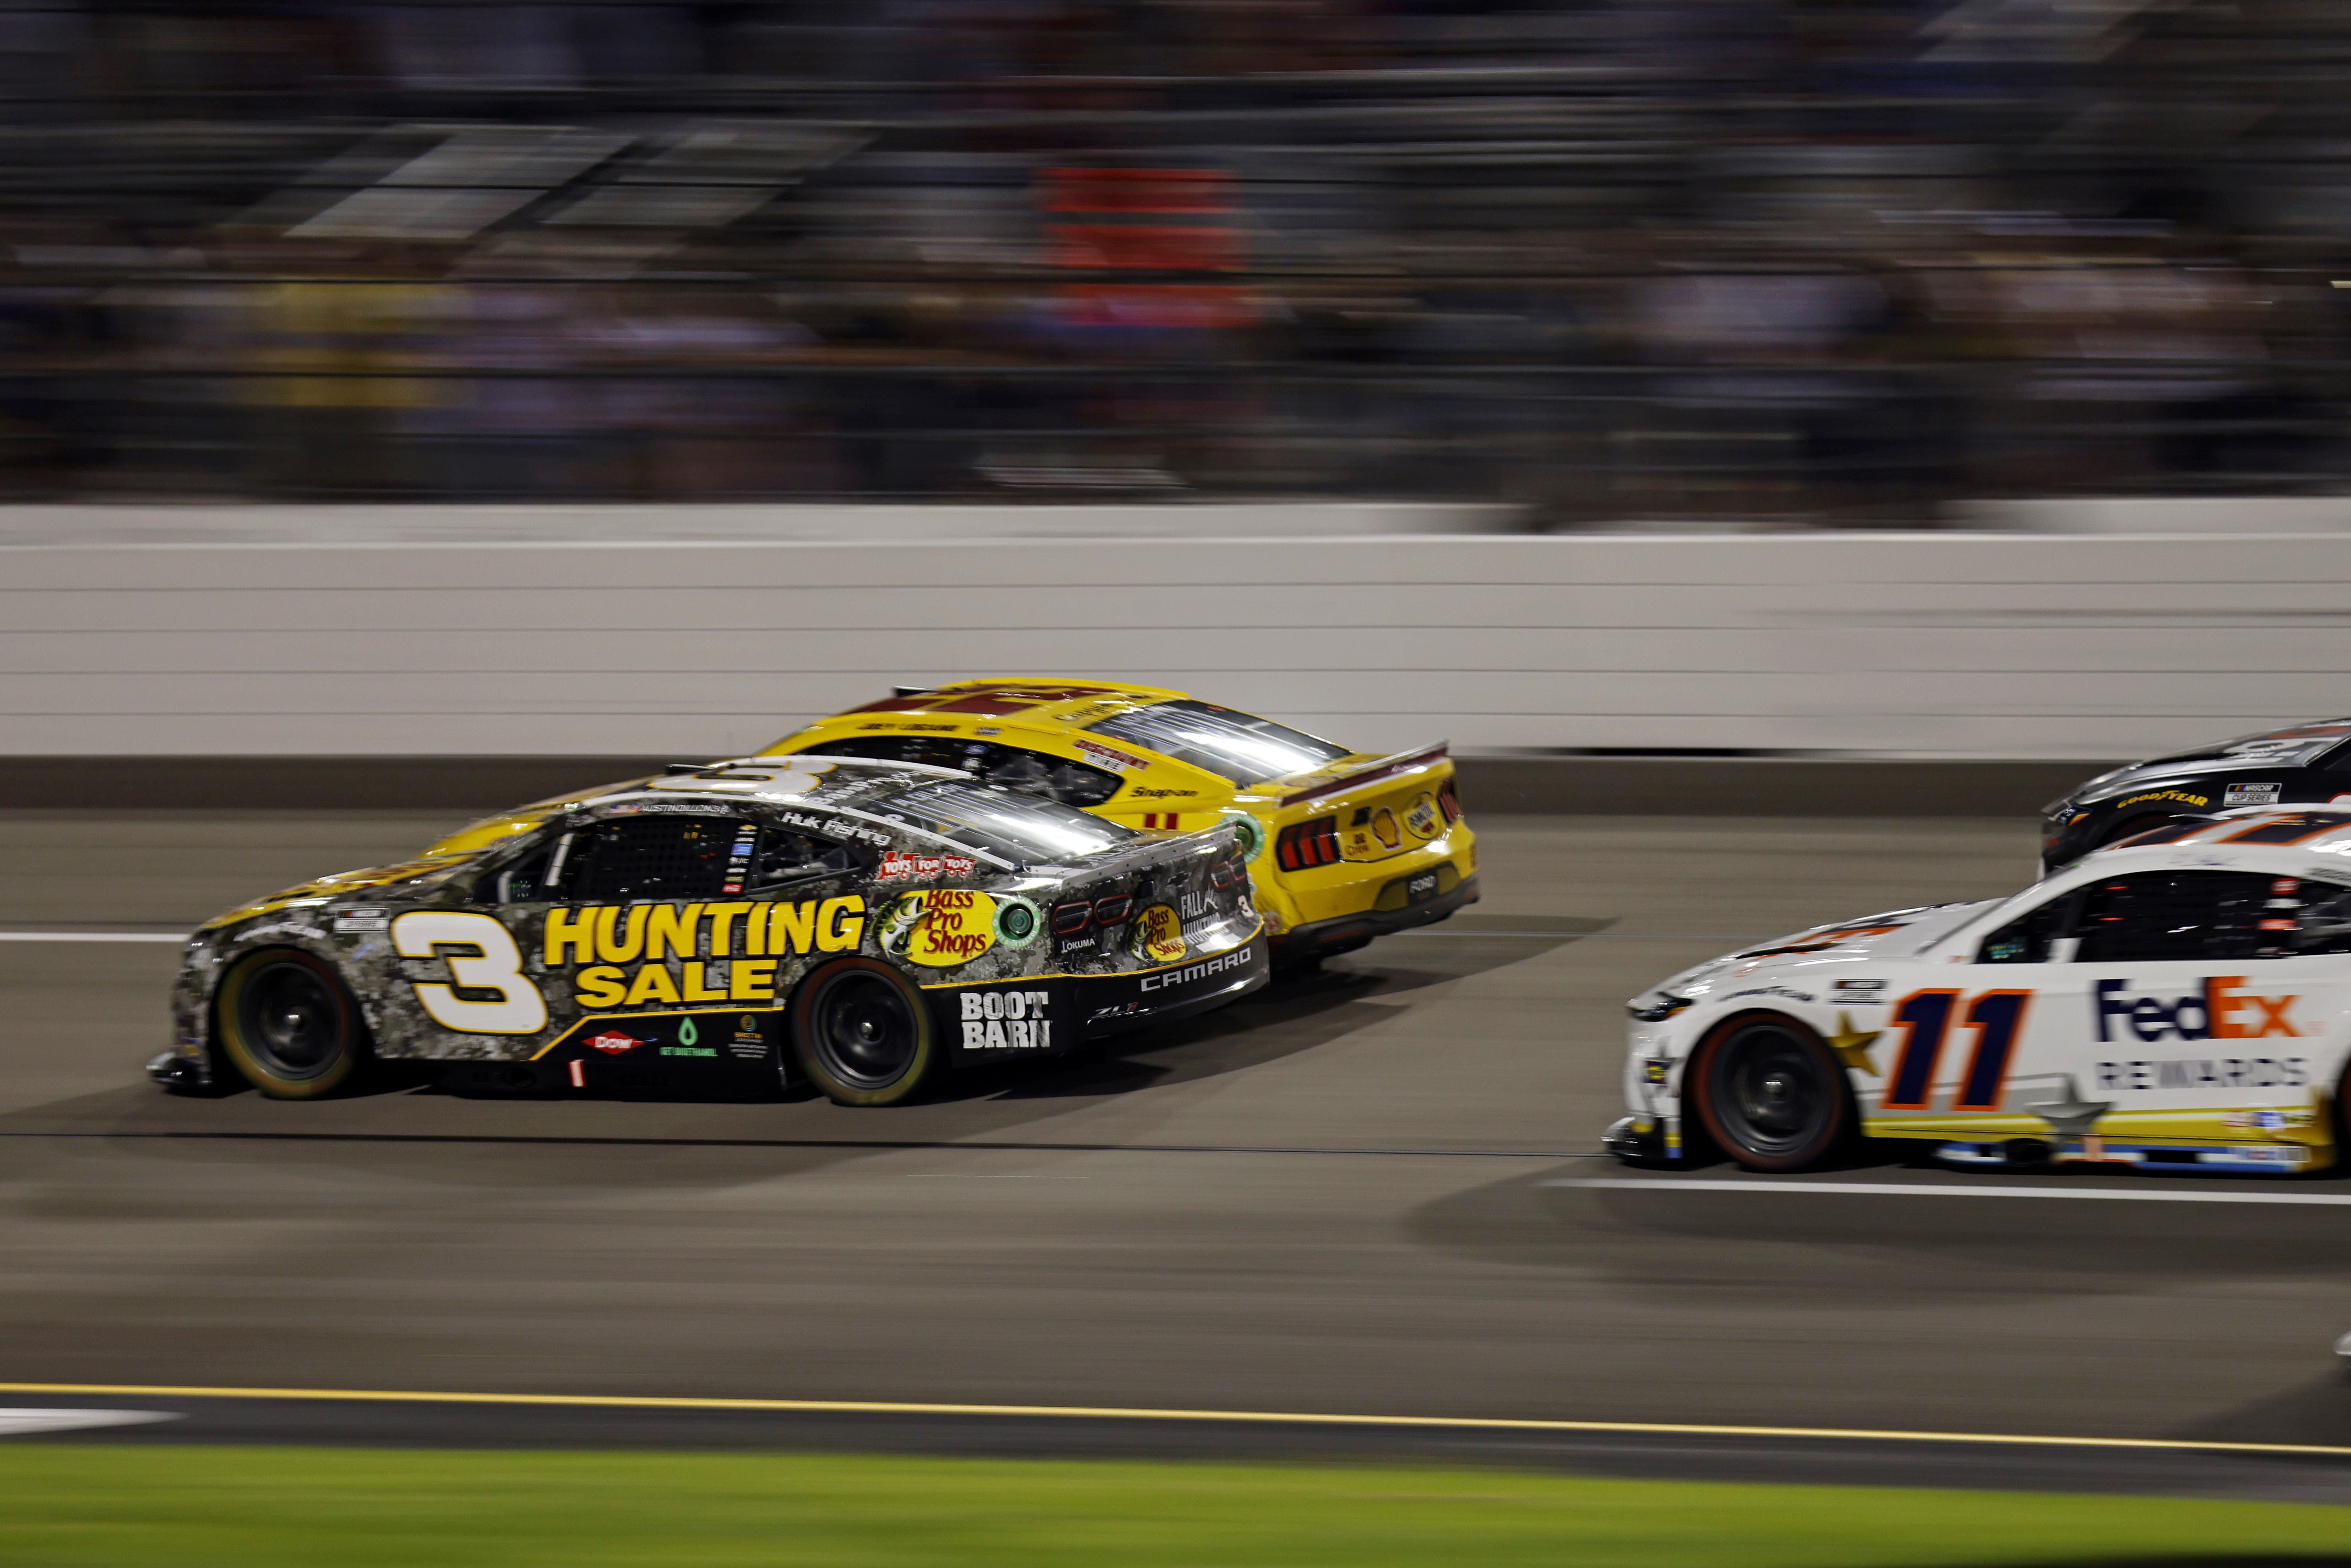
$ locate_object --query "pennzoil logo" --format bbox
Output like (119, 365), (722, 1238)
(883, 888), (999, 968)
(1405, 792), (1440, 840)
(1132, 903), (1186, 963)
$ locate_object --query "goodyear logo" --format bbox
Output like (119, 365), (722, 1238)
(2114, 789), (2210, 811)
(883, 888), (998, 969)
(546, 896), (865, 1009)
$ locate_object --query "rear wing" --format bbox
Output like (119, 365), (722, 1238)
(1275, 743), (1449, 806)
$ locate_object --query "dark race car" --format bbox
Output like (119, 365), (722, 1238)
(151, 757), (1267, 1107)
(2040, 719), (2351, 874)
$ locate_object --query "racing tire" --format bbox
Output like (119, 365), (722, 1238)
(790, 957), (940, 1107)
(212, 948), (373, 1099)
(1688, 1013), (1854, 1172)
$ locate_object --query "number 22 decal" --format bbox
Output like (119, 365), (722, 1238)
(1882, 988), (2032, 1112)
(390, 910), (548, 1035)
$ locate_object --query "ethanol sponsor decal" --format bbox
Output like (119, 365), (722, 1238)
(881, 888), (998, 968)
(544, 895), (867, 1008)
(1131, 903), (1187, 963)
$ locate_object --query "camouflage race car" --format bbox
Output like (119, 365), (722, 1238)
(150, 757), (1267, 1107)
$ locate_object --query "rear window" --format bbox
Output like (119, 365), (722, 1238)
(866, 781), (1135, 865)
(1085, 699), (1348, 786)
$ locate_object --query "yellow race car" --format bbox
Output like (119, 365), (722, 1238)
(757, 680), (1478, 965)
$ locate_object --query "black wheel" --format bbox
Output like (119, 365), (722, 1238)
(790, 957), (940, 1107)
(1690, 1014), (1852, 1171)
(213, 948), (371, 1099)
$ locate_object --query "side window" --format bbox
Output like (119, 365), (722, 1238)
(2243, 875), (2351, 958)
(969, 746), (1120, 808)
(799, 736), (1121, 808)
(2071, 869), (2277, 963)
(747, 829), (866, 893)
(478, 844), (556, 905)
(1976, 893), (2074, 964)
(564, 815), (754, 903)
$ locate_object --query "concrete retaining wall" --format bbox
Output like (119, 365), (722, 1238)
(5, 515), (2349, 761)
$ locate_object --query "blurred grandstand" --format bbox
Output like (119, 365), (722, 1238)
(0, 0), (2347, 522)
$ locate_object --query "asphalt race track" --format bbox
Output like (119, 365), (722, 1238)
(5, 808), (2351, 1495)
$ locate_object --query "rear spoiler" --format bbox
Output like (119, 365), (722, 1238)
(1276, 742), (1449, 806)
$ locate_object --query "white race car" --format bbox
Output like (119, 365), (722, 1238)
(1605, 805), (2351, 1175)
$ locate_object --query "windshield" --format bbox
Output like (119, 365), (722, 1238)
(866, 781), (1136, 865)
(1085, 699), (1349, 785)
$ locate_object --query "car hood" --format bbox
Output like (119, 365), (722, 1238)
(2053, 718), (2351, 810)
(1637, 899), (2000, 1007)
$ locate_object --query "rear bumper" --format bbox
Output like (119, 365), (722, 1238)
(1275, 872), (1479, 960)
(924, 931), (1272, 1060)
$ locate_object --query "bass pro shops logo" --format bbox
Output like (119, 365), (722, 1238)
(1131, 903), (1187, 963)
(882, 888), (998, 968)
(2093, 977), (2299, 1043)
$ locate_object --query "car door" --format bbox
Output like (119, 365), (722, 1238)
(2057, 867), (2337, 1141)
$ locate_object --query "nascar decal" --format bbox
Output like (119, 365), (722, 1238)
(1131, 903), (1187, 963)
(881, 888), (998, 968)
(545, 896), (867, 1008)
(958, 988), (1054, 1051)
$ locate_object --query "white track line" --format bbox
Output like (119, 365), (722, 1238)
(0, 931), (184, 943)
(1545, 1177), (2351, 1206)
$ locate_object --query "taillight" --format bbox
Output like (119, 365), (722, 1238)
(1437, 778), (1461, 823)
(1276, 816), (1341, 871)
(1051, 901), (1093, 937)
(1094, 894), (1133, 925)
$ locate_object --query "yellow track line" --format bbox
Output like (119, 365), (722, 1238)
(0, 1383), (2345, 1460)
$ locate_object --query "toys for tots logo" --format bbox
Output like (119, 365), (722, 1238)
(887, 888), (1001, 968)
(1132, 903), (1187, 963)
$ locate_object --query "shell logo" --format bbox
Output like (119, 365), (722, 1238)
(1372, 807), (1402, 850)
(885, 889), (1001, 968)
(1132, 903), (1187, 964)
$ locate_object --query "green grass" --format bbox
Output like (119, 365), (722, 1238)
(0, 1445), (2345, 1567)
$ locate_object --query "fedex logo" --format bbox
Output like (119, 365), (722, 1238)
(2092, 977), (2299, 1044)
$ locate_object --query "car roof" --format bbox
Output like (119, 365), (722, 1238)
(596, 756), (972, 808)
(834, 678), (1185, 728)
(2076, 805), (2351, 874)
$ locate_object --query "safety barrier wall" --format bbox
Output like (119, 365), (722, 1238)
(5, 517), (2350, 761)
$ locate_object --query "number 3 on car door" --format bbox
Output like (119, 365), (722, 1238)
(390, 910), (549, 1034)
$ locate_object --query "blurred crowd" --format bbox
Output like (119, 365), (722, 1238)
(2, 0), (2351, 521)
